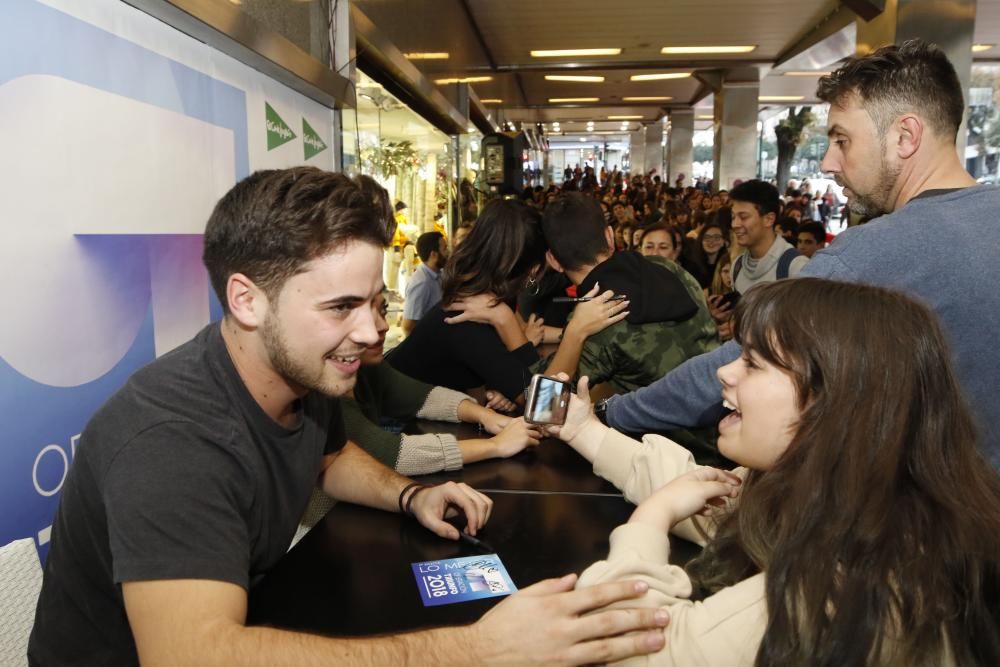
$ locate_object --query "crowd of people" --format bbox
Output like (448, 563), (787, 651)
(28, 39), (1000, 667)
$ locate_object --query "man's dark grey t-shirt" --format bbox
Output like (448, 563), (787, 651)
(28, 324), (345, 666)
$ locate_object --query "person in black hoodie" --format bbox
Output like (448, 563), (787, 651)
(541, 194), (720, 394)
(387, 198), (628, 403)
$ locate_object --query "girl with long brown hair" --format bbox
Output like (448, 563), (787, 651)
(551, 278), (1000, 665)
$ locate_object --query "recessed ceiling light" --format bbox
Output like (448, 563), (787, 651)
(609, 115), (642, 119)
(622, 96), (673, 101)
(579, 137), (587, 142)
(549, 97), (600, 103)
(531, 48), (623, 57)
(629, 73), (692, 81)
(782, 71), (831, 76)
(973, 44), (995, 53)
(404, 52), (450, 60)
(480, 99), (503, 104)
(434, 76), (493, 84)
(759, 95), (805, 102)
(545, 75), (606, 82)
(661, 46), (756, 54)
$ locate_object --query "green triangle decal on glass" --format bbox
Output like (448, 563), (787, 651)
(302, 118), (328, 160)
(265, 102), (296, 150)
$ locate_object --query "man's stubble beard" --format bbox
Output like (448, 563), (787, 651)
(261, 312), (352, 398)
(845, 149), (902, 219)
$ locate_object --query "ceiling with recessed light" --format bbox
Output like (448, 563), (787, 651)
(353, 0), (1000, 134)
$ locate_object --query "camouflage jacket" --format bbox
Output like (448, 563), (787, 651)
(567, 254), (720, 394)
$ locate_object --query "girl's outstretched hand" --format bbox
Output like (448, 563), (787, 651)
(629, 467), (742, 532)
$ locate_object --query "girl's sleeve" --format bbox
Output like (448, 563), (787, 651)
(577, 522), (767, 666)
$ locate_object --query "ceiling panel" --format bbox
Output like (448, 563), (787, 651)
(516, 69), (703, 107)
(352, 0), (1000, 125)
(353, 0), (492, 76)
(467, 0), (840, 65)
(975, 0), (1000, 55)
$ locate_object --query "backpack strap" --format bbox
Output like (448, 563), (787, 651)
(776, 247), (803, 280)
(733, 254), (744, 283)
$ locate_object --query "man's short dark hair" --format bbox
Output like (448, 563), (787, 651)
(728, 179), (782, 219)
(416, 231), (444, 263)
(203, 167), (392, 314)
(542, 193), (610, 271)
(775, 216), (799, 236)
(798, 221), (826, 245)
(816, 39), (965, 141)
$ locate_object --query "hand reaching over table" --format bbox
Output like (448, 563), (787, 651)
(407, 481), (493, 540)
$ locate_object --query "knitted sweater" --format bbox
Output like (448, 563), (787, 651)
(345, 362), (477, 476)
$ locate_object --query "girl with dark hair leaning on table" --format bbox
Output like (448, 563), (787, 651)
(549, 278), (1000, 666)
(346, 292), (542, 476)
(387, 198), (628, 405)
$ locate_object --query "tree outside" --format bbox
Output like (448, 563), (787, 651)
(774, 107), (814, 193)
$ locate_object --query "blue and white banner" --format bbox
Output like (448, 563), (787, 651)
(0, 0), (337, 559)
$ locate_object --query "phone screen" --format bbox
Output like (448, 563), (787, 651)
(525, 375), (572, 425)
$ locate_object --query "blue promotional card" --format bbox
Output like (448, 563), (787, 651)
(411, 554), (517, 607)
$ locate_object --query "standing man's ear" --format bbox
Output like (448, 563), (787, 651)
(895, 114), (923, 159)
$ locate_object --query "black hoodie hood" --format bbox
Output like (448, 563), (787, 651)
(577, 251), (698, 325)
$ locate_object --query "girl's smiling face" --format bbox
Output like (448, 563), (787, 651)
(716, 347), (800, 471)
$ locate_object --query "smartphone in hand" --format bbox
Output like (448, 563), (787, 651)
(523, 374), (572, 425)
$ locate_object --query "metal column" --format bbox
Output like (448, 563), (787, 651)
(644, 124), (664, 180)
(667, 110), (694, 187)
(713, 81), (760, 191)
(629, 129), (647, 175)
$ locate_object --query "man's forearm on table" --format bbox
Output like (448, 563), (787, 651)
(606, 341), (741, 433)
(191, 620), (478, 667)
(321, 441), (411, 512)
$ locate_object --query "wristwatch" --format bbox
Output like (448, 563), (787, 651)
(593, 397), (611, 426)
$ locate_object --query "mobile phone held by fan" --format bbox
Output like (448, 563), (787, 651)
(523, 374), (572, 425)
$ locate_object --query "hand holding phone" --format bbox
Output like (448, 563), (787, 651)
(523, 374), (573, 425)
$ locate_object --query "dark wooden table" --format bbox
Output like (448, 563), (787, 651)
(247, 420), (701, 636)
(413, 421), (622, 496)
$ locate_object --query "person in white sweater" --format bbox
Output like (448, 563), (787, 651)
(549, 278), (1000, 666)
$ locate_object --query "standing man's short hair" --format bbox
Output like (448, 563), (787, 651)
(202, 168), (393, 314)
(728, 180), (782, 220)
(416, 231), (444, 263)
(542, 193), (610, 271)
(816, 39), (965, 142)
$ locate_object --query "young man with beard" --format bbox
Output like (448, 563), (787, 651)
(29, 168), (670, 666)
(599, 40), (1000, 469)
